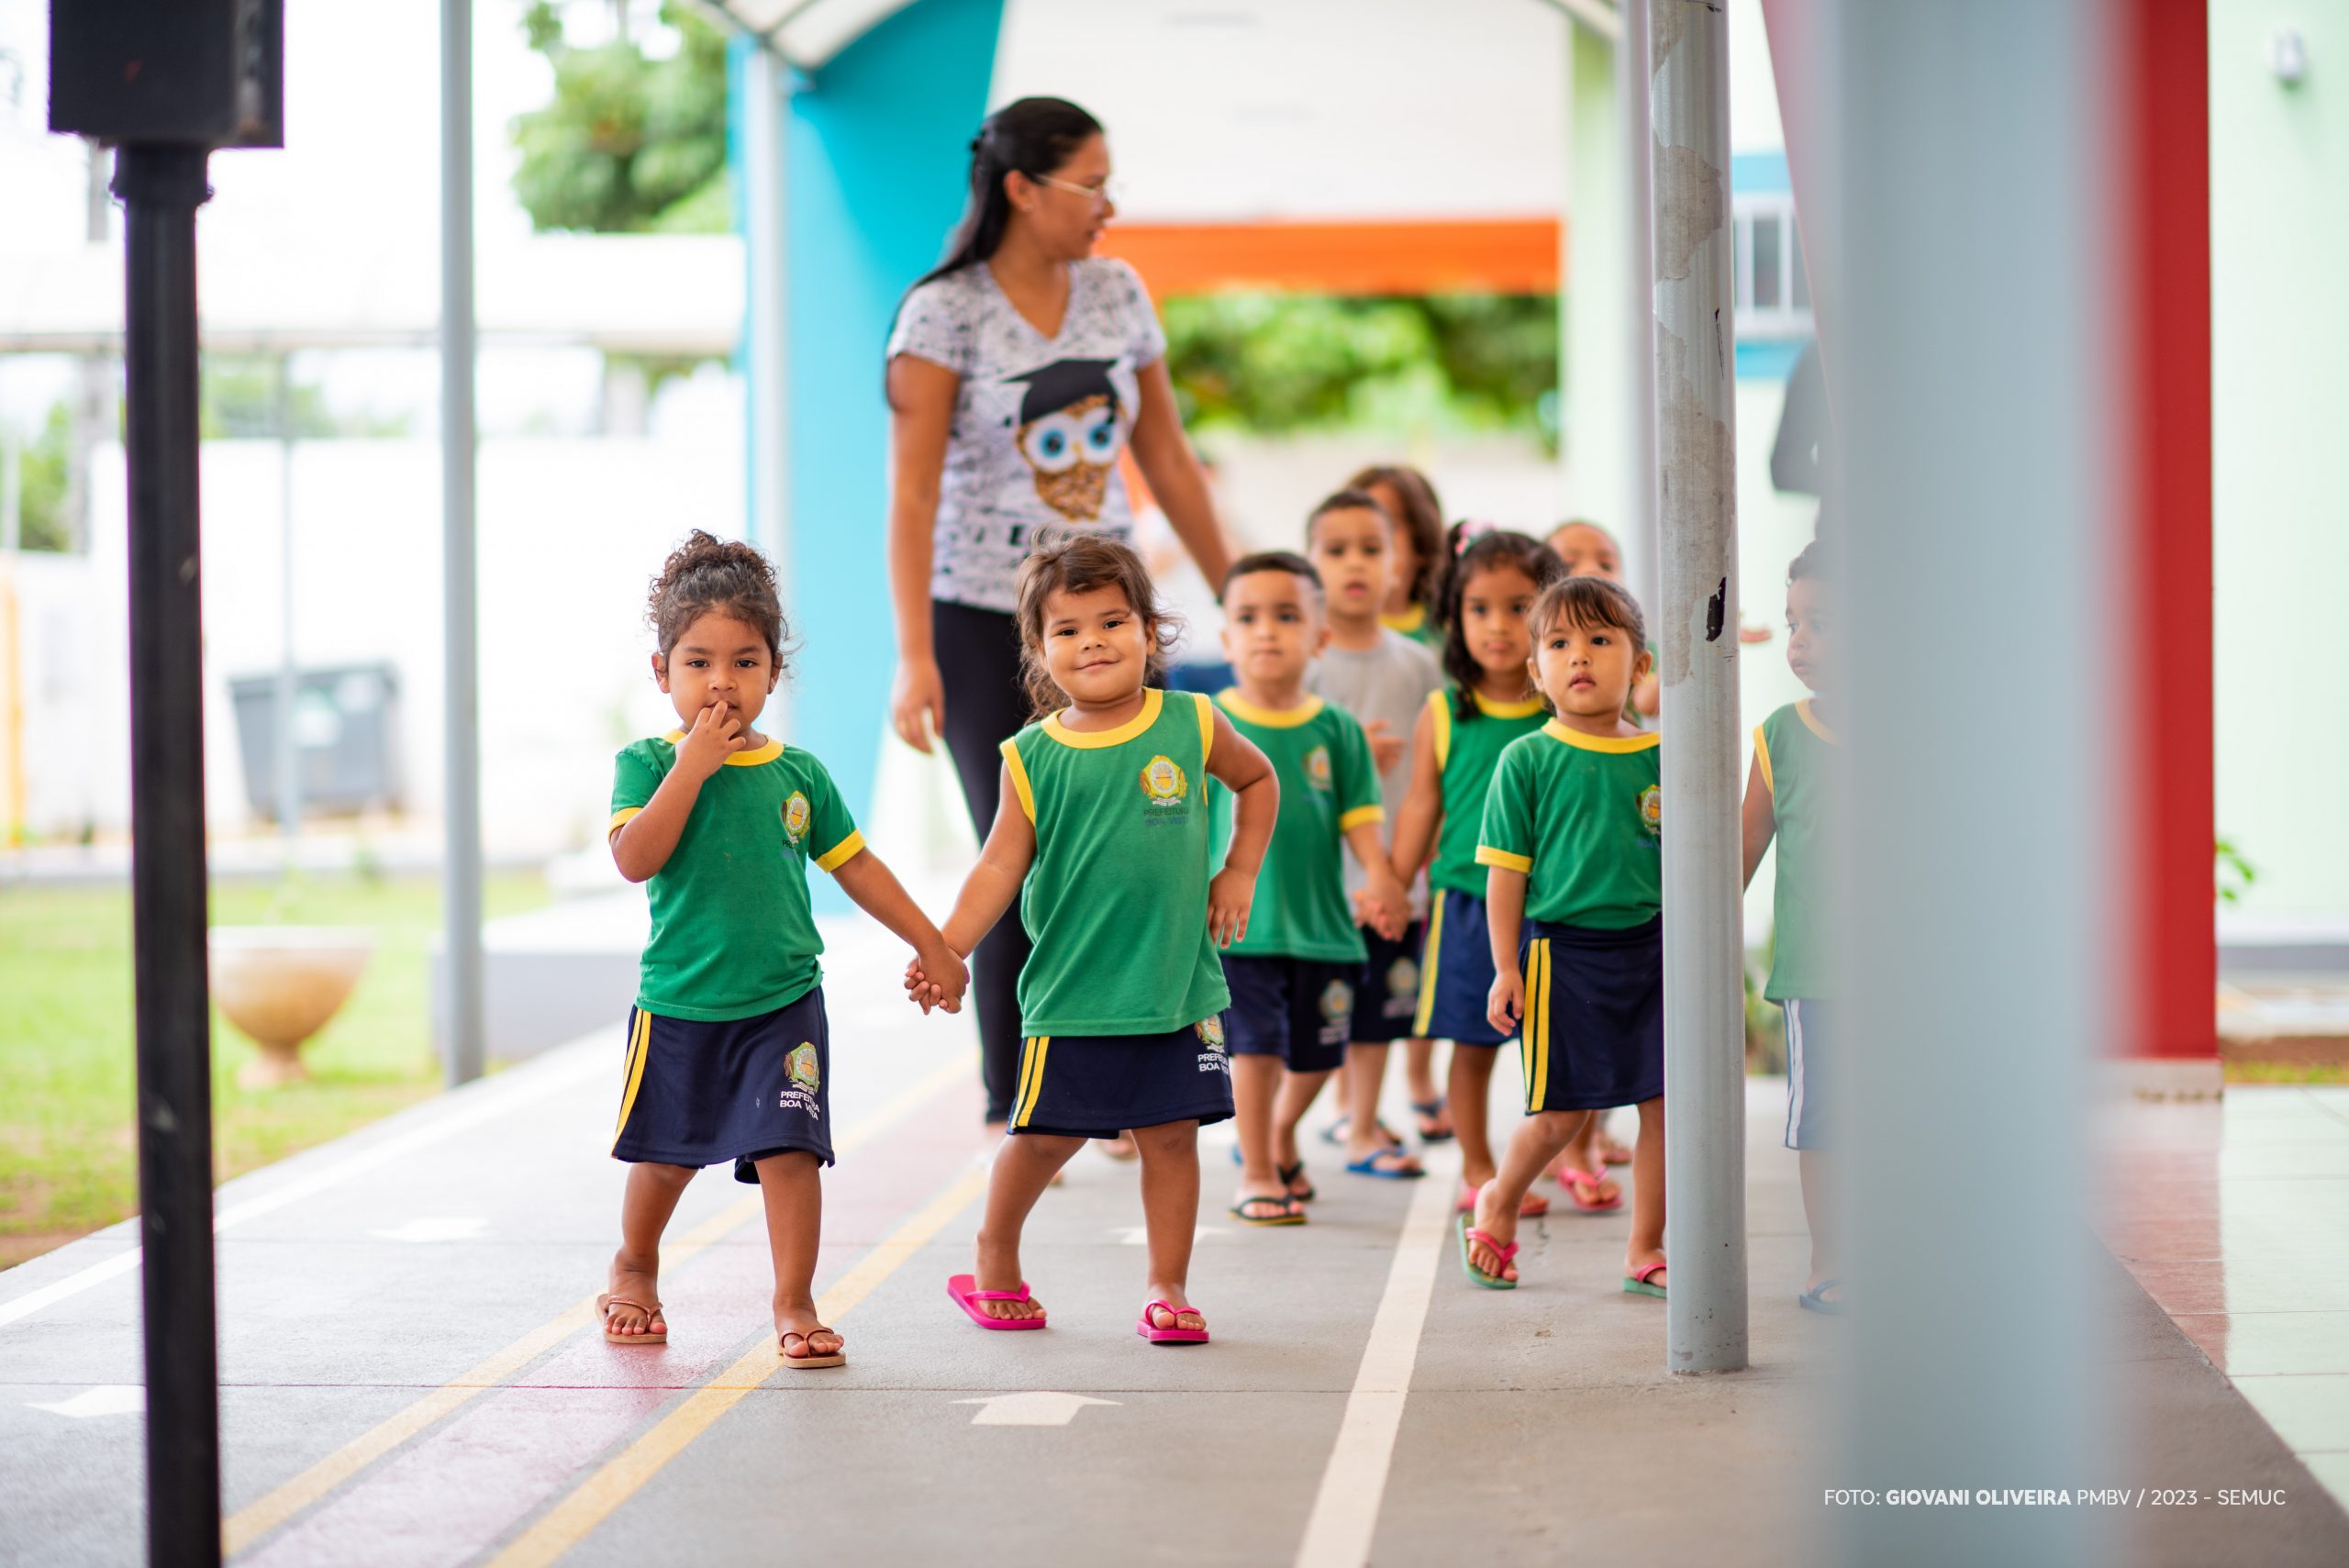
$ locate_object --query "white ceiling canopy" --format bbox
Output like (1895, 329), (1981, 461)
(696, 0), (921, 70)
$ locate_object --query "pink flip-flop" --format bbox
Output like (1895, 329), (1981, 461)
(1556, 1166), (1625, 1214)
(1624, 1261), (1669, 1298)
(948, 1273), (1048, 1330)
(1136, 1299), (1209, 1345)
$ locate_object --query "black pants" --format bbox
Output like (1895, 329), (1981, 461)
(933, 599), (1035, 1124)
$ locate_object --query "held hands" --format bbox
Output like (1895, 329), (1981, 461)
(1486, 967), (1525, 1038)
(1208, 867), (1257, 950)
(1351, 865), (1409, 943)
(677, 701), (748, 780)
(901, 940), (969, 1016)
(1364, 719), (1407, 778)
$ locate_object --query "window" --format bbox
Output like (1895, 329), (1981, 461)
(1731, 194), (1814, 339)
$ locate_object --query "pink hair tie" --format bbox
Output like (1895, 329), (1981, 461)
(1453, 518), (1499, 556)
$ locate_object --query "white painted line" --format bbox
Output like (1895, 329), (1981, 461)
(27, 1385), (145, 1419)
(1108, 1224), (1224, 1246)
(369, 1218), (492, 1243)
(0, 1040), (609, 1333)
(1292, 1145), (1458, 1568)
(952, 1391), (1120, 1427)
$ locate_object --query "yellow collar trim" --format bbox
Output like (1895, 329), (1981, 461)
(1043, 687), (1163, 749)
(1472, 690), (1547, 719)
(1542, 719), (1659, 753)
(660, 730), (785, 765)
(1381, 604), (1428, 636)
(1797, 698), (1840, 744)
(1216, 689), (1324, 728)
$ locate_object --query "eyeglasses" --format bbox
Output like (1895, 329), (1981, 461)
(1030, 172), (1117, 209)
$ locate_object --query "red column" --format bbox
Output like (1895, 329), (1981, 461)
(2124, 0), (2218, 1064)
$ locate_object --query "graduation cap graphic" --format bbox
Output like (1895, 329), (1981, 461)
(1004, 359), (1127, 522)
(1006, 358), (1122, 425)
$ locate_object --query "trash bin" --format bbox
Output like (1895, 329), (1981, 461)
(228, 662), (404, 822)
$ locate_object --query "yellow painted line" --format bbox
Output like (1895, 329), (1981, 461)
(225, 1050), (974, 1558)
(482, 1162), (991, 1568)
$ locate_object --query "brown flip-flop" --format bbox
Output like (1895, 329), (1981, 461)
(596, 1292), (668, 1344)
(778, 1329), (846, 1369)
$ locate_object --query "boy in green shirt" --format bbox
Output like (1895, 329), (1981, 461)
(1213, 552), (1410, 1224)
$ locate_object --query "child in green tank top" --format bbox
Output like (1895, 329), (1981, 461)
(915, 536), (1276, 1344)
(1461, 575), (1668, 1295)
(1387, 526), (1564, 1216)
(603, 533), (966, 1369)
(1741, 540), (1845, 1315)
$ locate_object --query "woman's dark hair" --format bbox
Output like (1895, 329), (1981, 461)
(885, 97), (1104, 395)
(1530, 575), (1647, 656)
(1012, 532), (1179, 717)
(1788, 539), (1828, 584)
(1222, 549), (1323, 596)
(1346, 464), (1445, 606)
(1437, 525), (1562, 719)
(1301, 487), (1390, 549)
(648, 530), (791, 671)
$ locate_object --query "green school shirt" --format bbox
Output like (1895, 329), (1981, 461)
(1756, 698), (1838, 1000)
(1427, 687), (1552, 897)
(608, 734), (864, 1021)
(1475, 720), (1663, 929)
(1001, 687), (1231, 1036)
(1208, 691), (1385, 963)
(1382, 602), (1446, 652)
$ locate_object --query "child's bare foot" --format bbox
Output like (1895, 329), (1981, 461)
(972, 1237), (1046, 1322)
(1141, 1283), (1204, 1334)
(1096, 1130), (1139, 1162)
(774, 1298), (844, 1362)
(1598, 1132), (1634, 1166)
(603, 1251), (666, 1339)
(1466, 1184), (1521, 1284)
(1625, 1248), (1667, 1294)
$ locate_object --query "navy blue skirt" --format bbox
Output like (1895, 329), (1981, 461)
(1222, 954), (1353, 1073)
(1007, 1020), (1236, 1140)
(1416, 888), (1509, 1047)
(1517, 917), (1663, 1113)
(611, 987), (833, 1179)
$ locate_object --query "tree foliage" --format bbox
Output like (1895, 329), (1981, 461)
(509, 2), (731, 235)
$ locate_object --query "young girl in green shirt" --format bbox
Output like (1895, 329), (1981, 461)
(917, 535), (1276, 1344)
(604, 532), (966, 1368)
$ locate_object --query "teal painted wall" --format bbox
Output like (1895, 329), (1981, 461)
(777, 0), (1006, 906)
(2210, 1), (2349, 917)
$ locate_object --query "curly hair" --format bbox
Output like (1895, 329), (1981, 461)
(1012, 532), (1180, 718)
(1346, 463), (1446, 607)
(1437, 524), (1562, 719)
(646, 530), (790, 671)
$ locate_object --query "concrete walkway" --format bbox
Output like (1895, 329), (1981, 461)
(3, 923), (2344, 1566)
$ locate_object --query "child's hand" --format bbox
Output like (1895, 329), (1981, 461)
(1208, 867), (1257, 949)
(1364, 720), (1407, 777)
(914, 940), (968, 1015)
(1355, 864), (1409, 942)
(676, 701), (747, 780)
(1486, 968), (1525, 1037)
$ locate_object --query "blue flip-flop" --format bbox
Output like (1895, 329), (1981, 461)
(1798, 1278), (1847, 1315)
(1344, 1147), (1426, 1180)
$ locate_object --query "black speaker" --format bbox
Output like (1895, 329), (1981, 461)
(49, 0), (283, 148)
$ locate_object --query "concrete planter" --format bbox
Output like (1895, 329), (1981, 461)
(209, 927), (374, 1088)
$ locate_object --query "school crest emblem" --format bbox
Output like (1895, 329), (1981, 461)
(1140, 754), (1187, 805)
(783, 791), (812, 845)
(786, 1041), (821, 1092)
(1638, 784), (1663, 838)
(1304, 745), (1333, 792)
(1386, 957), (1419, 1001)
(1319, 978), (1354, 1024)
(1195, 1015), (1226, 1051)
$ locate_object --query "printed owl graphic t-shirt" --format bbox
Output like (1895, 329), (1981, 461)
(887, 256), (1168, 613)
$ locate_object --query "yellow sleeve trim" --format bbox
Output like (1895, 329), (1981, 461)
(1428, 690), (1452, 772)
(999, 739), (1037, 823)
(1753, 724), (1775, 797)
(607, 806), (643, 839)
(1475, 845), (1533, 873)
(1340, 805), (1386, 831)
(1194, 690), (1215, 765)
(814, 829), (866, 873)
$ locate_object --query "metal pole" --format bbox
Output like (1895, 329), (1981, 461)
(1648, 0), (1746, 1374)
(273, 355), (300, 852)
(441, 0), (485, 1085)
(113, 141), (225, 1568)
(1620, 0), (1660, 619)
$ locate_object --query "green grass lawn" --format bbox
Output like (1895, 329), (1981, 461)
(0, 870), (549, 1270)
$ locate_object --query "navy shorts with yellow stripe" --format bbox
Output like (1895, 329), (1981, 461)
(1008, 1019), (1236, 1140)
(1351, 919), (1427, 1043)
(1516, 917), (1663, 1114)
(1414, 887), (1510, 1047)
(611, 988), (833, 1179)
(1222, 955), (1353, 1073)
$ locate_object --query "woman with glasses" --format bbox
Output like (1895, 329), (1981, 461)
(885, 96), (1233, 1144)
